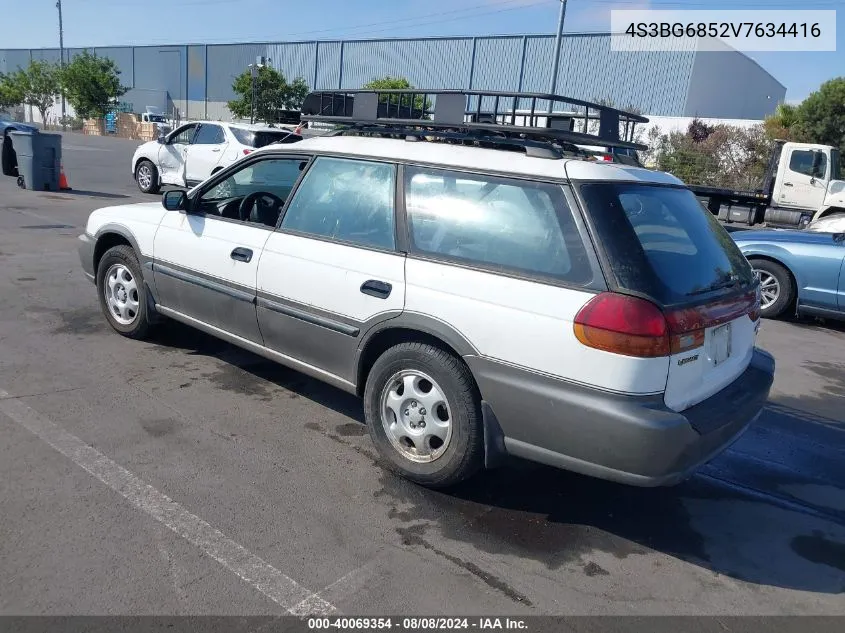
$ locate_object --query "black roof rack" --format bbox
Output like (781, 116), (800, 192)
(300, 89), (649, 159)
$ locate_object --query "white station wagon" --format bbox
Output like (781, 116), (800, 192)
(80, 90), (774, 488)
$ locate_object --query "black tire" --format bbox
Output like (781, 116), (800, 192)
(96, 245), (154, 339)
(750, 258), (795, 319)
(2, 133), (17, 177)
(135, 159), (160, 194)
(364, 342), (484, 488)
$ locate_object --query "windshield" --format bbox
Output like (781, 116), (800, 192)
(579, 183), (755, 305)
(147, 115), (166, 122)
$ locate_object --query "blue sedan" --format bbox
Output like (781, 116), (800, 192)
(731, 215), (845, 321)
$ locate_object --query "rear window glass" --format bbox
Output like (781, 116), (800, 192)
(579, 184), (754, 305)
(230, 127), (299, 148)
(405, 167), (592, 284)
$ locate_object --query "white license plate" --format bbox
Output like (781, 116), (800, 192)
(711, 323), (732, 365)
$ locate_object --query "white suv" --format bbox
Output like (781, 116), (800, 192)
(81, 91), (774, 488)
(132, 121), (301, 194)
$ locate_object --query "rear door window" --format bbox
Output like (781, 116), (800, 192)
(579, 183), (755, 305)
(404, 167), (592, 284)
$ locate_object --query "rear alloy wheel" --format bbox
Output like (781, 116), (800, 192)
(135, 159), (160, 194)
(751, 259), (795, 319)
(364, 342), (484, 488)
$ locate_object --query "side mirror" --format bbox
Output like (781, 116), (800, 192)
(157, 134), (166, 144)
(162, 190), (187, 211)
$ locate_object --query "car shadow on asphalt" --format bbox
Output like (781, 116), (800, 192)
(150, 320), (845, 595)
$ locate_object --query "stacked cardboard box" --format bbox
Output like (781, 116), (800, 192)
(116, 113), (139, 139)
(82, 119), (105, 136)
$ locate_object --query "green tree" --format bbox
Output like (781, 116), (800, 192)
(796, 77), (845, 149)
(763, 102), (804, 142)
(60, 50), (127, 119)
(0, 72), (24, 113)
(363, 76), (428, 113)
(12, 60), (60, 124)
(228, 66), (309, 123)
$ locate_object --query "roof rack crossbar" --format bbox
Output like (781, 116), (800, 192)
(301, 89), (649, 153)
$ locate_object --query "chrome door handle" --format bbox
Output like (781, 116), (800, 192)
(211, 148), (221, 152)
(783, 182), (793, 187)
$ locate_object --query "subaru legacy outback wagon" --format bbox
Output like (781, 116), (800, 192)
(78, 90), (774, 488)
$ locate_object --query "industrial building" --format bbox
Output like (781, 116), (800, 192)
(1, 33), (786, 123)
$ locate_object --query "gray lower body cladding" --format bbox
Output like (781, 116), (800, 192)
(466, 349), (775, 486)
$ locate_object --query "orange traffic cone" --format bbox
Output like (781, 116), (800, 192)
(59, 163), (71, 191)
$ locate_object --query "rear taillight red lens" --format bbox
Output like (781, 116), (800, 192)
(575, 290), (758, 358)
(243, 148), (253, 155)
(574, 293), (669, 357)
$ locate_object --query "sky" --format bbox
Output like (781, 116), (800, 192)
(3, 0), (843, 102)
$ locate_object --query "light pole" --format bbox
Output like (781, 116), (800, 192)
(248, 56), (270, 124)
(56, 0), (66, 129)
(548, 0), (568, 95)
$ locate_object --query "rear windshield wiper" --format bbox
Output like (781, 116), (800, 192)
(687, 274), (740, 296)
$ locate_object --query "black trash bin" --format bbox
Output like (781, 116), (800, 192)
(9, 130), (62, 191)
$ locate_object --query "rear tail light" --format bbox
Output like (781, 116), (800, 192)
(243, 148), (253, 155)
(574, 290), (758, 358)
(574, 294), (669, 357)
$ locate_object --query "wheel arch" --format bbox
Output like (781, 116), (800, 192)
(93, 225), (146, 279)
(94, 226), (161, 319)
(355, 315), (478, 398)
(745, 253), (799, 313)
(133, 154), (158, 178)
(355, 316), (507, 472)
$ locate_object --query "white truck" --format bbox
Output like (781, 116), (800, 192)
(690, 141), (844, 228)
(140, 107), (172, 136)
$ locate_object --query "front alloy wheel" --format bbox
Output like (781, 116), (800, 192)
(103, 263), (140, 325)
(96, 245), (154, 339)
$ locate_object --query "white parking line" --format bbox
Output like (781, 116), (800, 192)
(0, 388), (337, 615)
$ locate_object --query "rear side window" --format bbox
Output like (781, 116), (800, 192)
(404, 167), (592, 284)
(231, 127), (299, 148)
(281, 157), (396, 251)
(579, 184), (755, 305)
(230, 127), (255, 146)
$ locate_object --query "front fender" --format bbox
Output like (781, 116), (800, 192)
(132, 142), (159, 174)
(823, 179), (845, 209)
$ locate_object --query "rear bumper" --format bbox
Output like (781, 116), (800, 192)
(467, 348), (775, 486)
(78, 233), (96, 283)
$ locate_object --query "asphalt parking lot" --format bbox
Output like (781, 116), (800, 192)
(0, 132), (843, 616)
